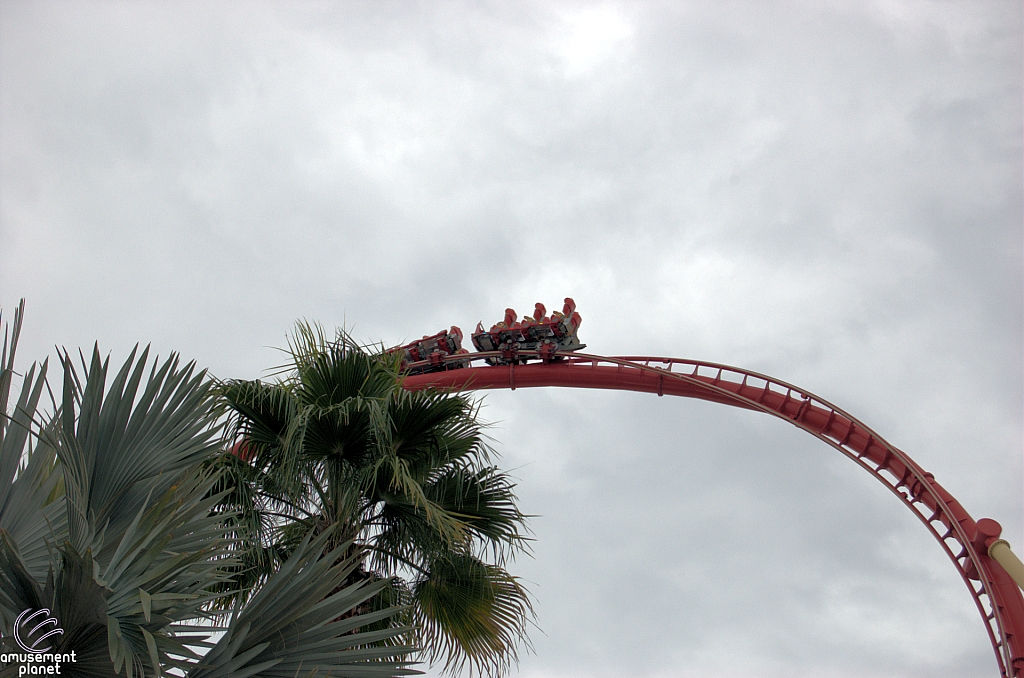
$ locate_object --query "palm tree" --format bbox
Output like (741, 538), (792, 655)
(217, 322), (533, 676)
(0, 301), (417, 678)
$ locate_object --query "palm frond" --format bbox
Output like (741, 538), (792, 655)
(0, 530), (44, 627)
(0, 302), (67, 582)
(98, 469), (238, 677)
(190, 528), (419, 678)
(423, 467), (532, 564)
(52, 345), (224, 558)
(218, 378), (305, 500)
(413, 554), (532, 677)
(201, 451), (283, 608)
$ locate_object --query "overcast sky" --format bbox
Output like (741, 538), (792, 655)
(1, 2), (1021, 677)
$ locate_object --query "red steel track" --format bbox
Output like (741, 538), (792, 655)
(402, 350), (1024, 677)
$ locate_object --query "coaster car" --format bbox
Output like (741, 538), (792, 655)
(471, 298), (584, 364)
(390, 326), (470, 374)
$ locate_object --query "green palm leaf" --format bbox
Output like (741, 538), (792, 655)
(0, 302), (67, 588)
(0, 342), (235, 677)
(413, 554), (532, 677)
(55, 345), (223, 558)
(190, 528), (418, 678)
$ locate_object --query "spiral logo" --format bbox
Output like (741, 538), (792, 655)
(13, 609), (63, 653)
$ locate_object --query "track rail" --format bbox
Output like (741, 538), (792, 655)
(401, 351), (1024, 677)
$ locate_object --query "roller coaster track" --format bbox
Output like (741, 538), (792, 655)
(401, 350), (1024, 677)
